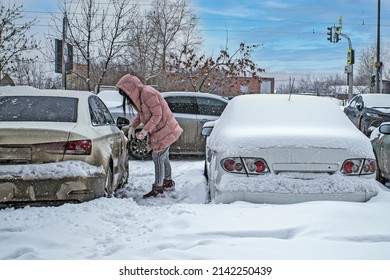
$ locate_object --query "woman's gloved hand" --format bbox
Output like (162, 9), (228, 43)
(136, 129), (148, 140)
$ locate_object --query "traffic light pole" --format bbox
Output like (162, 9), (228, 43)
(338, 32), (354, 101)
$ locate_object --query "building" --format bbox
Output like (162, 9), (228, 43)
(221, 76), (275, 97)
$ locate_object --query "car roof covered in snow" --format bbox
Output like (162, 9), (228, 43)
(208, 94), (373, 157)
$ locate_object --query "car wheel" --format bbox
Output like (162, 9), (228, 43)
(128, 137), (150, 160)
(104, 166), (113, 198)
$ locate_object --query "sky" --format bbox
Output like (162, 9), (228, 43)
(9, 0), (390, 85)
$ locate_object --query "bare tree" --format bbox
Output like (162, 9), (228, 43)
(0, 3), (38, 83)
(356, 44), (390, 90)
(168, 43), (264, 92)
(50, 0), (137, 91)
(125, 0), (201, 86)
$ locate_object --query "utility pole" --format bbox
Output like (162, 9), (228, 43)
(375, 0), (382, 93)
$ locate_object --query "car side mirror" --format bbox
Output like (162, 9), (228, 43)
(201, 126), (213, 137)
(356, 102), (363, 111)
(379, 123), (390, 135)
(201, 121), (216, 136)
(117, 116), (130, 129)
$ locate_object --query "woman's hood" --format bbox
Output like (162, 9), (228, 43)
(116, 74), (144, 111)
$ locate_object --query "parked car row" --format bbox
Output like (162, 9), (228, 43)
(1, 86), (389, 208)
(0, 86), (129, 209)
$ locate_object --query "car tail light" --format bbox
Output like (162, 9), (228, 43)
(36, 140), (92, 155)
(223, 158), (236, 172)
(361, 159), (376, 175)
(64, 140), (92, 155)
(221, 157), (269, 175)
(341, 158), (376, 175)
(254, 160), (267, 173)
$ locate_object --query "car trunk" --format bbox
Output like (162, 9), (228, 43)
(0, 124), (76, 164)
(265, 147), (345, 177)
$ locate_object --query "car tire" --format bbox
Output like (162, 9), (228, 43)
(104, 166), (113, 198)
(128, 137), (150, 160)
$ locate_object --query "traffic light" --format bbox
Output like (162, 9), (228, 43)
(371, 75), (376, 88)
(327, 27), (333, 42)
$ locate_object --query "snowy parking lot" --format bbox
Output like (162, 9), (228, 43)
(1, 157), (390, 260)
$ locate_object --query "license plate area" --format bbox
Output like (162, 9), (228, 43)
(0, 147), (32, 164)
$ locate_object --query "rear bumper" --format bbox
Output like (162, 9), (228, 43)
(211, 173), (379, 204)
(0, 161), (105, 208)
(213, 190), (378, 204)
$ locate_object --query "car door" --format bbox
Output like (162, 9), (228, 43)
(344, 95), (361, 127)
(195, 96), (228, 152)
(164, 95), (198, 153)
(89, 96), (127, 177)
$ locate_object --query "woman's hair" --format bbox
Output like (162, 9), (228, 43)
(119, 89), (137, 117)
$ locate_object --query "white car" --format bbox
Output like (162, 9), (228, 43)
(202, 94), (379, 204)
(0, 86), (129, 208)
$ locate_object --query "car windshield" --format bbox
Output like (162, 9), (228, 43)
(0, 96), (78, 122)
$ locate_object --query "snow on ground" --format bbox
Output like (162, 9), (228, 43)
(1, 158), (390, 260)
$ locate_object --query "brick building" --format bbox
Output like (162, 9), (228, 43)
(220, 76), (275, 97)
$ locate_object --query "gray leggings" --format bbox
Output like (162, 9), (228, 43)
(152, 147), (172, 186)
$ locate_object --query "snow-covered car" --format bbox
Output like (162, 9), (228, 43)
(343, 94), (390, 136)
(0, 86), (129, 208)
(128, 91), (229, 159)
(202, 94), (379, 204)
(371, 122), (390, 184)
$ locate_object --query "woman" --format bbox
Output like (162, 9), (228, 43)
(116, 74), (183, 198)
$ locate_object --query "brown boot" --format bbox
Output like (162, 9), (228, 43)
(143, 185), (165, 198)
(163, 179), (175, 191)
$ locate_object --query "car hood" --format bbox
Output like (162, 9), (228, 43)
(366, 107), (390, 115)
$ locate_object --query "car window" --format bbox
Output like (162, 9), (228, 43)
(348, 96), (357, 108)
(0, 96), (78, 122)
(89, 96), (115, 126)
(197, 97), (227, 116)
(164, 96), (197, 114)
